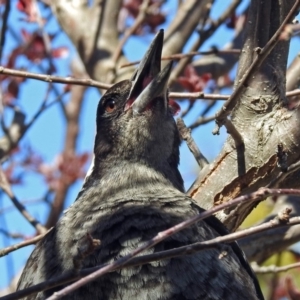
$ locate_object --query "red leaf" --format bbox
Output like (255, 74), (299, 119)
(51, 47), (69, 59)
(18, 30), (67, 63)
(145, 13), (166, 33)
(16, 0), (38, 22)
(122, 0), (166, 34)
(123, 0), (141, 18)
(20, 30), (46, 62)
(169, 99), (181, 116)
(177, 65), (211, 92)
(39, 153), (90, 191)
(7, 79), (19, 98)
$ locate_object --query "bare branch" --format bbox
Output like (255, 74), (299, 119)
(1, 66), (300, 101)
(120, 49), (241, 68)
(268, 159), (300, 188)
(189, 115), (216, 129)
(0, 107), (26, 161)
(176, 117), (208, 168)
(0, 229), (51, 258)
(163, 0), (213, 58)
(0, 66), (111, 89)
(252, 261), (300, 274)
(111, 0), (151, 67)
(193, 9), (247, 80)
(0, 167), (47, 234)
(0, 90), (67, 161)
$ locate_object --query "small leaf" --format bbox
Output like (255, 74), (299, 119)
(16, 0), (38, 22)
(51, 47), (69, 59)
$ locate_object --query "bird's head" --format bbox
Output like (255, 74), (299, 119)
(93, 30), (183, 189)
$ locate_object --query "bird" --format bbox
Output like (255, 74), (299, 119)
(17, 29), (264, 300)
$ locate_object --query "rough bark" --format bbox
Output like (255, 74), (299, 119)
(189, 0), (300, 231)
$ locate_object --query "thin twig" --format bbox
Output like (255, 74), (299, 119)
(287, 88), (300, 97)
(0, 198), (49, 215)
(0, 229), (26, 240)
(180, 98), (196, 117)
(123, 217), (298, 271)
(1, 65), (300, 101)
(120, 49), (241, 68)
(0, 66), (111, 89)
(189, 115), (216, 129)
(188, 100), (218, 129)
(0, 229), (51, 258)
(268, 159), (300, 188)
(112, 0), (151, 65)
(251, 261), (300, 274)
(173, 89), (300, 100)
(0, 66), (230, 101)
(215, 117), (244, 145)
(176, 117), (208, 168)
(169, 0), (242, 85)
(0, 167), (47, 234)
(0, 89), (68, 161)
(212, 118), (245, 174)
(25, 89), (68, 130)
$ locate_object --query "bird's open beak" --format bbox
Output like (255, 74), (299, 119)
(126, 29), (173, 115)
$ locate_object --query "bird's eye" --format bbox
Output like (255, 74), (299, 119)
(105, 100), (116, 113)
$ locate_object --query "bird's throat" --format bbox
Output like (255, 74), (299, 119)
(84, 158), (184, 198)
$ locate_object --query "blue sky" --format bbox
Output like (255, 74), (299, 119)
(1, 0), (300, 289)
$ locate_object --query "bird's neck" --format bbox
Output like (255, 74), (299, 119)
(84, 157), (184, 195)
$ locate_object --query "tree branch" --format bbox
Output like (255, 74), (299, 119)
(251, 261), (300, 274)
(0, 167), (47, 234)
(0, 229), (51, 258)
(214, 0), (300, 127)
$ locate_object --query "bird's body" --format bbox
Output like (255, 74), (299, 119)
(17, 31), (263, 300)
